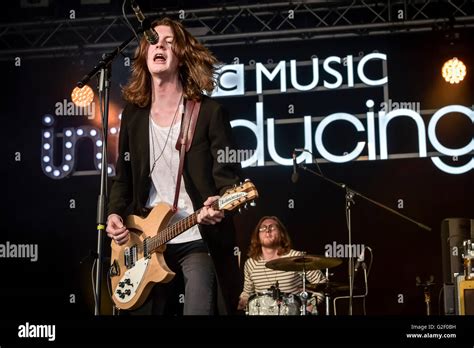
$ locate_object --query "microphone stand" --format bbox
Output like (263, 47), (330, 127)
(78, 32), (139, 315)
(294, 149), (431, 315)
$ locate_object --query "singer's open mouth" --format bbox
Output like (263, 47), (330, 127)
(153, 53), (166, 62)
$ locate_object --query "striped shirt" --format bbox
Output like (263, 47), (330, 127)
(240, 249), (326, 303)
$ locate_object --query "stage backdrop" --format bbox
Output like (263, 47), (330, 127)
(3, 24), (473, 317)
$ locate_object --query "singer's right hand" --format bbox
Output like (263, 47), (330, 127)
(106, 214), (129, 245)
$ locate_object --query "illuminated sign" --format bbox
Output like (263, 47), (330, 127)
(41, 53), (473, 178)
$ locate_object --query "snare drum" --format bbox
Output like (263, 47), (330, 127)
(246, 292), (300, 315)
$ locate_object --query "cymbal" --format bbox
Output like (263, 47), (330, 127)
(265, 255), (342, 271)
(306, 282), (353, 293)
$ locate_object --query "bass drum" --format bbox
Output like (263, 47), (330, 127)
(246, 292), (301, 315)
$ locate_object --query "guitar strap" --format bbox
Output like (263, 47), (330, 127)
(173, 99), (201, 212)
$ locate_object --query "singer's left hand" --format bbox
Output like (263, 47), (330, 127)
(197, 196), (224, 224)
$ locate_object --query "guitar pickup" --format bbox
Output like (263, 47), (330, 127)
(124, 245), (138, 269)
(143, 237), (150, 258)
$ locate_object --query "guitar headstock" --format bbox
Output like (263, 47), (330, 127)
(218, 179), (259, 212)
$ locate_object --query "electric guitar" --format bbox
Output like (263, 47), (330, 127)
(109, 179), (258, 310)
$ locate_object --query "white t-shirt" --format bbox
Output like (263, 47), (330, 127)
(145, 116), (202, 244)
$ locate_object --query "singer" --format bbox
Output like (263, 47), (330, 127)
(106, 17), (243, 315)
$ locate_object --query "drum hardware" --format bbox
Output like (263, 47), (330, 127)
(294, 149), (431, 315)
(416, 275), (435, 315)
(265, 254), (343, 272)
(269, 281), (283, 315)
(246, 291), (300, 315)
(269, 281), (281, 300)
(325, 268), (331, 316)
(266, 254), (342, 315)
(305, 281), (353, 293)
(300, 267), (309, 316)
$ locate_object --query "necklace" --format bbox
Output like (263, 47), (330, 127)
(262, 252), (280, 290)
(149, 94), (184, 178)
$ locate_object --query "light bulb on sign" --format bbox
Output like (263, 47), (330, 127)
(71, 85), (94, 107)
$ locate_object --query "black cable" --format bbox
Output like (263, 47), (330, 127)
(122, 0), (140, 44)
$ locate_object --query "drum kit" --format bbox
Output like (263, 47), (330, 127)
(246, 254), (346, 316)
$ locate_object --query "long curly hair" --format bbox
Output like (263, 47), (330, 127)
(247, 216), (293, 260)
(122, 17), (218, 107)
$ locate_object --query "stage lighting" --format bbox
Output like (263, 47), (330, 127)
(442, 57), (467, 84)
(71, 85), (94, 107)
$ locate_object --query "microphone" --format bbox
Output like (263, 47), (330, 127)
(354, 247), (366, 272)
(291, 151), (299, 183)
(131, 0), (159, 45)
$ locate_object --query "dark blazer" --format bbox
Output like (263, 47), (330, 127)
(108, 95), (243, 314)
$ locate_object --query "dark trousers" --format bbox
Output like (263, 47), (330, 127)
(124, 239), (217, 315)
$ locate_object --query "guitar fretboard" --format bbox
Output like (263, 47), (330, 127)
(146, 200), (219, 254)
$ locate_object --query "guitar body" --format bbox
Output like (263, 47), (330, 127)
(110, 203), (176, 310)
(108, 180), (259, 311)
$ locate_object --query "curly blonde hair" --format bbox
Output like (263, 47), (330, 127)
(122, 17), (218, 107)
(247, 216), (293, 260)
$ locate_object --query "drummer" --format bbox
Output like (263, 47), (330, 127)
(237, 216), (326, 313)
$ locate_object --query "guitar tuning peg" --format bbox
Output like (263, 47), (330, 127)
(244, 203), (248, 210)
(239, 181), (243, 185)
(238, 208), (242, 214)
(244, 178), (250, 182)
(250, 200), (256, 207)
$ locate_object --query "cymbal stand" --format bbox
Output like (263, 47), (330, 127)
(299, 265), (309, 315)
(325, 268), (331, 316)
(295, 149), (431, 316)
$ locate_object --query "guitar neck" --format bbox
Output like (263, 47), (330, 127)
(146, 201), (219, 254)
